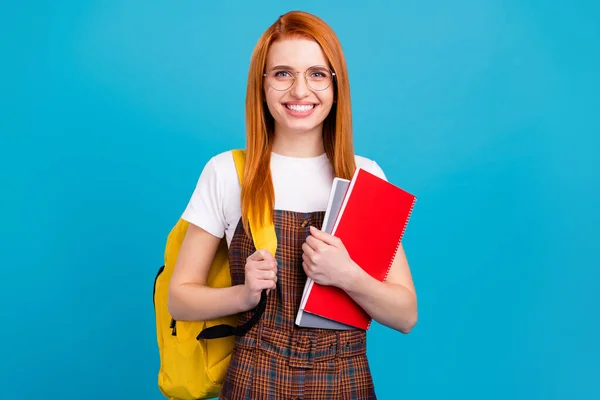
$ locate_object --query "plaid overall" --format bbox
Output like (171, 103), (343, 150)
(219, 210), (377, 400)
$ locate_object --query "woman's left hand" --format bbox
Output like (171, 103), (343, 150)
(301, 225), (360, 289)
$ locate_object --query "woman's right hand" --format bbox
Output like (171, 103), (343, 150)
(242, 249), (278, 309)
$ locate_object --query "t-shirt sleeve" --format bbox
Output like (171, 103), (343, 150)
(180, 158), (226, 239)
(367, 160), (388, 181)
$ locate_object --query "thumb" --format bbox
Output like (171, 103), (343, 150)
(249, 249), (275, 262)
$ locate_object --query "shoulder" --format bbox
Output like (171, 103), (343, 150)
(196, 150), (239, 185)
(354, 155), (387, 181)
(186, 149), (242, 208)
(208, 149), (238, 173)
(181, 149), (242, 238)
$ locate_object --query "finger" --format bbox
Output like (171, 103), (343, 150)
(254, 269), (277, 280)
(309, 226), (341, 247)
(253, 259), (278, 271)
(306, 235), (328, 253)
(302, 252), (317, 267)
(302, 261), (312, 277)
(304, 235), (316, 250)
(261, 277), (277, 289)
(302, 252), (309, 265)
(302, 254), (316, 270)
(305, 235), (326, 252)
(302, 242), (315, 258)
(259, 280), (276, 291)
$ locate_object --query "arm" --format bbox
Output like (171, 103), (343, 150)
(302, 226), (418, 334)
(167, 223), (251, 321)
(341, 243), (417, 334)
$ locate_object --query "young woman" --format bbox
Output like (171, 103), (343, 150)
(168, 10), (418, 399)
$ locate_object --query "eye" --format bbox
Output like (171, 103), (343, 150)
(308, 68), (331, 80)
(273, 69), (293, 79)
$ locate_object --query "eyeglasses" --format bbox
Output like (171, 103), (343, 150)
(263, 65), (336, 91)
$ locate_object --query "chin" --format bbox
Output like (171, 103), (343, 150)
(277, 110), (329, 134)
(283, 121), (325, 135)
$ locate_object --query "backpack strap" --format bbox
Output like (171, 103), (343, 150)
(231, 149), (277, 254)
(197, 149), (277, 340)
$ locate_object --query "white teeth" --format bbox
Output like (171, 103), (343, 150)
(286, 104), (315, 112)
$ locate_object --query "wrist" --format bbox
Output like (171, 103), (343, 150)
(235, 284), (254, 312)
(340, 260), (366, 293)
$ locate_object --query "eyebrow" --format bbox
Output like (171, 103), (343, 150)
(268, 65), (295, 70)
(266, 64), (329, 72)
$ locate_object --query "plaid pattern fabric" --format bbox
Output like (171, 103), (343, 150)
(220, 210), (377, 400)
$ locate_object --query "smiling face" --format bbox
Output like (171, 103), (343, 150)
(263, 38), (335, 141)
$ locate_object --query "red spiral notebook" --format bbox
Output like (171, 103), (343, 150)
(300, 167), (416, 330)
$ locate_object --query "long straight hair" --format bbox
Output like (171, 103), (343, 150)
(241, 10), (357, 235)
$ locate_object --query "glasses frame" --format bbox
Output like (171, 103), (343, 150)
(263, 65), (336, 92)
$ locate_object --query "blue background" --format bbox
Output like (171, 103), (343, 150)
(1, 1), (598, 399)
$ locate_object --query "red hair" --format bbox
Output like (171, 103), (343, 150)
(241, 10), (356, 235)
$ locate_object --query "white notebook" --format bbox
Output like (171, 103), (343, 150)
(295, 177), (357, 330)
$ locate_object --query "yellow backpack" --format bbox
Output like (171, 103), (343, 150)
(153, 149), (277, 399)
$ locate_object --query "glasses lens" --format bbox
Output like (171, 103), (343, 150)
(306, 66), (333, 91)
(267, 68), (294, 91)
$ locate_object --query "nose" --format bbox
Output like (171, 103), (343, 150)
(290, 74), (310, 98)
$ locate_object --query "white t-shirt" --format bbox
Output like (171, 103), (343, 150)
(181, 150), (387, 247)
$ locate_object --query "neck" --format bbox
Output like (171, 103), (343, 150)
(271, 124), (325, 158)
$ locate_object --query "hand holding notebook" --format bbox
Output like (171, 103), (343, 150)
(296, 167), (417, 330)
(301, 225), (359, 288)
